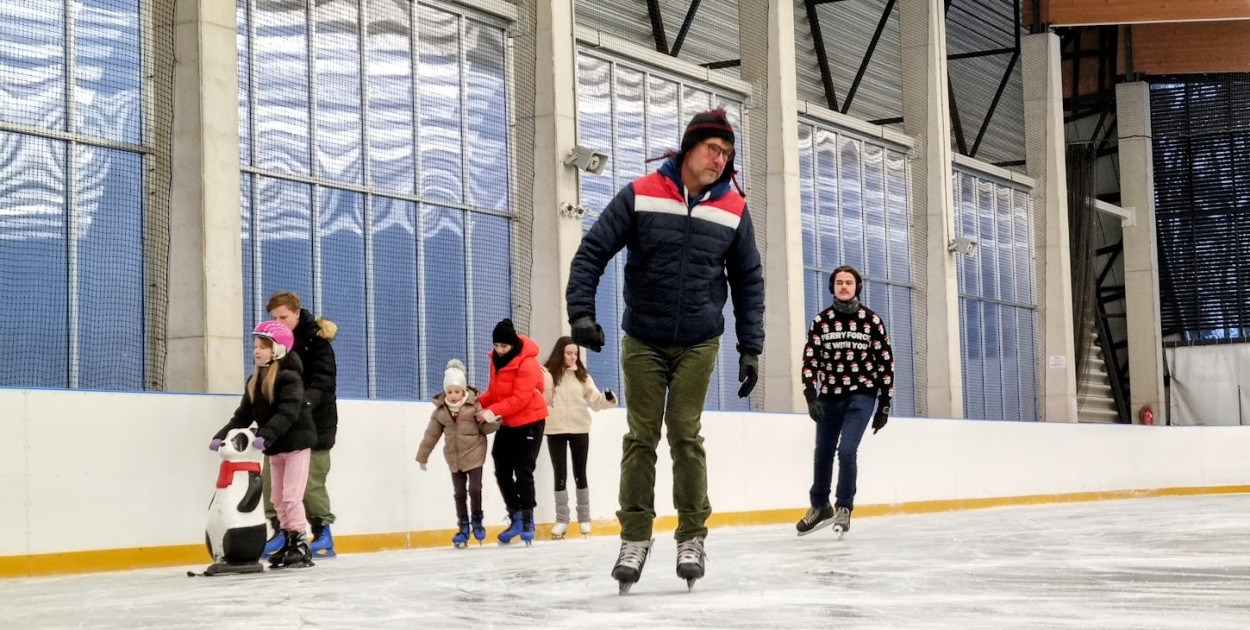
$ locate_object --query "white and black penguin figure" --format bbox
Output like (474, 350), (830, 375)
(197, 428), (267, 576)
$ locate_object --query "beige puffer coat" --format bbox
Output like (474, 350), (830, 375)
(416, 389), (500, 472)
(542, 367), (616, 435)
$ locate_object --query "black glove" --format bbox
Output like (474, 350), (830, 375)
(872, 403), (890, 434)
(603, 388), (617, 403)
(737, 352), (759, 398)
(807, 399), (824, 422)
(570, 316), (604, 353)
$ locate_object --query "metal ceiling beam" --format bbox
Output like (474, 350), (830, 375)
(670, 0), (703, 58)
(804, 0), (839, 111)
(968, 49), (1019, 158)
(646, 0), (669, 54)
(843, 0), (897, 115)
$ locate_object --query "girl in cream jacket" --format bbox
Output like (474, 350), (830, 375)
(541, 336), (617, 538)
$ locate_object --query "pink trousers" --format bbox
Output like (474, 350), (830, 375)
(269, 449), (311, 533)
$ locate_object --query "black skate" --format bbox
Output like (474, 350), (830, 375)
(796, 504), (835, 536)
(611, 539), (653, 595)
(832, 506), (851, 539)
(269, 530), (315, 569)
(675, 537), (705, 591)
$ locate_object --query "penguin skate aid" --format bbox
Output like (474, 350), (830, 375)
(565, 108), (765, 594)
(206, 320), (318, 572)
(415, 359), (499, 548)
(539, 336), (618, 540)
(194, 428), (267, 577)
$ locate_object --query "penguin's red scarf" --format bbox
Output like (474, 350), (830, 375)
(217, 461), (262, 488)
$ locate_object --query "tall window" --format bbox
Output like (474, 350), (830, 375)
(0, 0), (158, 390)
(954, 168), (1037, 421)
(798, 120), (917, 417)
(1150, 76), (1250, 341)
(576, 51), (749, 411)
(238, 0), (512, 398)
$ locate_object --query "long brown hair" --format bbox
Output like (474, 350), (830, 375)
(543, 336), (588, 386)
(247, 337), (281, 401)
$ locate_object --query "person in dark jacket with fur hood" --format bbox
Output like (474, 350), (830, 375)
(266, 291), (339, 557)
(211, 320), (317, 568)
(565, 108), (765, 590)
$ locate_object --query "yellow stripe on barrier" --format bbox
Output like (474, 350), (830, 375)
(4, 485), (1248, 578)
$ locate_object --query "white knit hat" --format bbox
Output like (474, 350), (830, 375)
(443, 359), (467, 391)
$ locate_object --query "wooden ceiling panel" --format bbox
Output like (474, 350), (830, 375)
(1048, 0), (1250, 26)
(1130, 21), (1250, 74)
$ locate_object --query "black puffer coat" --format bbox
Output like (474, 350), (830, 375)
(292, 309), (338, 450)
(215, 353), (317, 456)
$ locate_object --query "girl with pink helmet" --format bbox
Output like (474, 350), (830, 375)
(211, 320), (318, 569)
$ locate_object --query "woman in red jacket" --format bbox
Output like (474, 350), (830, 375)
(476, 318), (548, 545)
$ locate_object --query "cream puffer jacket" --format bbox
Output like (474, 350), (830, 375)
(542, 367), (616, 435)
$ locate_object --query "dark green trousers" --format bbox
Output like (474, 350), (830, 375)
(264, 448), (335, 525)
(617, 335), (719, 542)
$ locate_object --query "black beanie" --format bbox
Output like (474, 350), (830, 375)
(492, 318), (521, 346)
(680, 108), (735, 156)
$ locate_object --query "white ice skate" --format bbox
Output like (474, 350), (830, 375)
(551, 521), (568, 540)
(579, 521), (592, 538)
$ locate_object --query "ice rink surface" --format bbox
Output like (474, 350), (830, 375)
(3, 494), (1249, 629)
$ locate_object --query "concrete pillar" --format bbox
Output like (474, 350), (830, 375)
(1115, 81), (1167, 424)
(513, 0), (582, 349)
(739, 0), (805, 412)
(165, 0), (244, 393)
(899, 0), (962, 418)
(1022, 33), (1078, 422)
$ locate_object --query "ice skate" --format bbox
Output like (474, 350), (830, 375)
(498, 511), (523, 545)
(576, 488), (592, 538)
(675, 537), (706, 591)
(309, 520), (336, 558)
(551, 521), (568, 540)
(552, 489), (570, 540)
(611, 538), (653, 595)
(471, 513), (486, 546)
(832, 506), (851, 539)
(260, 519), (284, 559)
(269, 530), (315, 569)
(796, 504), (835, 537)
(452, 519), (470, 548)
(519, 510), (535, 546)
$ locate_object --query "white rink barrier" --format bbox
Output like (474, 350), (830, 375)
(1, 387), (1248, 576)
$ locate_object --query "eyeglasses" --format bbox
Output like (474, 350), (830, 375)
(700, 142), (733, 160)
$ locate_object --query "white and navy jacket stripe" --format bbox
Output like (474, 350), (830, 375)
(567, 158), (765, 353)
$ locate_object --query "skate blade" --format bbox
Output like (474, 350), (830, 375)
(618, 581), (635, 595)
(686, 578), (698, 592)
(312, 549), (336, 558)
(833, 525), (846, 540)
(796, 520), (835, 537)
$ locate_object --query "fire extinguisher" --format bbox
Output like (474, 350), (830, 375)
(1140, 405), (1154, 426)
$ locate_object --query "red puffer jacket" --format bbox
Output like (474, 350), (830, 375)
(478, 335), (548, 427)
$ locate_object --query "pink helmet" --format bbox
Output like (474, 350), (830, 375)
(252, 320), (294, 360)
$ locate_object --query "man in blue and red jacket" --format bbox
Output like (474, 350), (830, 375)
(565, 108), (765, 589)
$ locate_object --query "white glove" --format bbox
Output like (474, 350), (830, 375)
(482, 409), (499, 423)
(417, 460), (427, 471)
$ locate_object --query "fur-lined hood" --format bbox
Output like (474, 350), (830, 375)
(296, 308), (337, 342)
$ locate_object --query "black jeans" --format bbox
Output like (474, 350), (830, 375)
(546, 433), (590, 492)
(810, 394), (876, 511)
(491, 420), (546, 514)
(451, 467), (483, 520)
